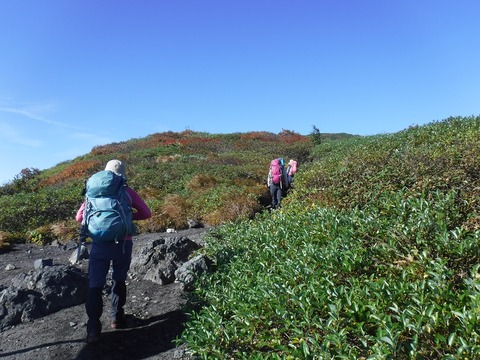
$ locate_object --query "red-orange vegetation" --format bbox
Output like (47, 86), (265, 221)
(91, 142), (131, 155)
(158, 194), (191, 229)
(203, 195), (260, 226)
(40, 160), (102, 186)
(278, 129), (309, 143)
(240, 132), (277, 141)
(132, 132), (186, 149)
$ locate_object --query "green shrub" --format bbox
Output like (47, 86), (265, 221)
(180, 115), (480, 358)
(183, 198), (480, 358)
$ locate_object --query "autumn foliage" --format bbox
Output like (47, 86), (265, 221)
(0, 130), (317, 242)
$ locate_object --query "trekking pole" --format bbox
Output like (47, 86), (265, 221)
(76, 179), (88, 262)
(75, 224), (88, 264)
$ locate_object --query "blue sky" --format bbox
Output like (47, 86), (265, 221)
(0, 1), (479, 185)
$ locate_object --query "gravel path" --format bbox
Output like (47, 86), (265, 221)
(0, 228), (208, 360)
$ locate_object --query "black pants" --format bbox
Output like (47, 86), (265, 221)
(85, 241), (132, 335)
(269, 183), (282, 209)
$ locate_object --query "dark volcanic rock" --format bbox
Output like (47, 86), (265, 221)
(1, 265), (87, 330)
(0, 227), (210, 359)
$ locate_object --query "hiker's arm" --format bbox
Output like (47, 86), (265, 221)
(76, 203), (85, 222)
(127, 188), (152, 220)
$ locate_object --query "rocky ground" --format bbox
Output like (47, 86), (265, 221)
(0, 228), (209, 360)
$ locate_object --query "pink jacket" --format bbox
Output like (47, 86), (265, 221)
(76, 187), (152, 240)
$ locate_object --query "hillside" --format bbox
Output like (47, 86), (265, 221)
(180, 116), (480, 358)
(1, 129), (347, 246)
(4, 116), (480, 358)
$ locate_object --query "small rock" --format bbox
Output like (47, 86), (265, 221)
(5, 264), (16, 271)
(34, 259), (53, 269)
(51, 240), (61, 247)
(69, 244), (89, 264)
(187, 219), (203, 228)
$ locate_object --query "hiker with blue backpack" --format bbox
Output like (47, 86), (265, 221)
(75, 159), (151, 344)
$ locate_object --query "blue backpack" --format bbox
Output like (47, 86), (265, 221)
(82, 170), (133, 243)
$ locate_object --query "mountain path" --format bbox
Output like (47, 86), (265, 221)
(0, 228), (208, 360)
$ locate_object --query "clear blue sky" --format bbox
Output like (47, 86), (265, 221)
(1, 1), (479, 185)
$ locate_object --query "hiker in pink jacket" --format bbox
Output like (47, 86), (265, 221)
(76, 159), (151, 344)
(75, 185), (152, 232)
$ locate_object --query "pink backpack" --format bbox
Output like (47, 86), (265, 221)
(288, 160), (297, 176)
(270, 159), (283, 184)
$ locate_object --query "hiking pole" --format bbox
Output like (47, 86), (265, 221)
(74, 224), (89, 264)
(75, 179), (88, 263)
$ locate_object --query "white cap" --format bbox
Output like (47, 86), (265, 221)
(105, 159), (126, 178)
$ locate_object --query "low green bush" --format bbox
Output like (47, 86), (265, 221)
(181, 116), (480, 358)
(183, 196), (480, 358)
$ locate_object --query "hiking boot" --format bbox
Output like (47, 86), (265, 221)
(86, 332), (101, 344)
(111, 318), (126, 329)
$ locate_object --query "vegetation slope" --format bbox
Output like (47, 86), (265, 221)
(181, 116), (480, 359)
(0, 129), (322, 247)
(2, 115), (480, 358)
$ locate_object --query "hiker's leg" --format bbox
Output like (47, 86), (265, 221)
(269, 185), (277, 207)
(110, 241), (133, 323)
(110, 280), (126, 322)
(277, 188), (283, 208)
(85, 287), (103, 336)
(86, 243), (111, 337)
(271, 184), (282, 208)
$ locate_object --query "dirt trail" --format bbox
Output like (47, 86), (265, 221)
(0, 228), (207, 360)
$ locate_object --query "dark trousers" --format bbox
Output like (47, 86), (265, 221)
(85, 240), (132, 334)
(269, 183), (283, 209)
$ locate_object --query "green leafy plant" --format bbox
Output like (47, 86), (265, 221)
(180, 115), (480, 358)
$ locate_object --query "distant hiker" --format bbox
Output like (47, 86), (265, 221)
(285, 159), (298, 188)
(75, 159), (151, 344)
(267, 158), (286, 209)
